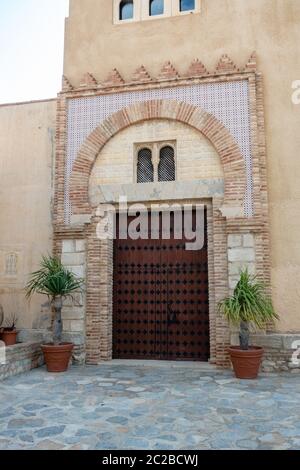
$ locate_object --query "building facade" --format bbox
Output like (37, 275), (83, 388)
(1, 0), (300, 371)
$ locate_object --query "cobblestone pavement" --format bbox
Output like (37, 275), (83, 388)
(0, 362), (300, 450)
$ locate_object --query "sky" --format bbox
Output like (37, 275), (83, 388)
(0, 0), (69, 104)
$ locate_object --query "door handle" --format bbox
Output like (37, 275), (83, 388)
(168, 304), (179, 325)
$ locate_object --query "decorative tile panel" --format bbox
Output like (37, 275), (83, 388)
(66, 80), (253, 221)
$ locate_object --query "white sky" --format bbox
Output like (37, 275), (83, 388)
(0, 0), (69, 104)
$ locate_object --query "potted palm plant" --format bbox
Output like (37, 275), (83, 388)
(218, 269), (278, 379)
(1, 313), (18, 346)
(26, 256), (84, 373)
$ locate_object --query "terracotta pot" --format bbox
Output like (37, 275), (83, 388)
(228, 346), (264, 379)
(1, 329), (17, 346)
(42, 343), (74, 373)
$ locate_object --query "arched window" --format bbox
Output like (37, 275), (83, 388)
(180, 0), (195, 12)
(119, 0), (134, 21)
(149, 0), (164, 16)
(137, 148), (154, 183)
(158, 146), (175, 182)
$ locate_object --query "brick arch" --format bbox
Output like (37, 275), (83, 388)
(70, 100), (246, 215)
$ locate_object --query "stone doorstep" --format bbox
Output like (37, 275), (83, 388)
(107, 359), (221, 371)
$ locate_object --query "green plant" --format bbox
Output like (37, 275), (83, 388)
(218, 269), (278, 350)
(26, 256), (84, 345)
(3, 313), (18, 331)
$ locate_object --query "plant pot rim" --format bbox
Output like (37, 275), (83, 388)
(2, 329), (17, 333)
(42, 342), (74, 348)
(229, 346), (263, 352)
(228, 346), (264, 359)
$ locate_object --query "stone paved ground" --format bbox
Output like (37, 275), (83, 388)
(0, 362), (300, 450)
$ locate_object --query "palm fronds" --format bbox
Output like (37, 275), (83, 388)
(26, 255), (83, 301)
(218, 269), (278, 330)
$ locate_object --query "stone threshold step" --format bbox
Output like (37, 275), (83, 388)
(96, 359), (221, 371)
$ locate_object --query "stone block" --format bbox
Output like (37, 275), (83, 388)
(62, 240), (75, 253)
(17, 329), (52, 344)
(282, 334), (300, 350)
(62, 308), (85, 321)
(62, 253), (85, 266)
(243, 234), (255, 248)
(228, 234), (242, 248)
(62, 320), (72, 331)
(228, 248), (255, 262)
(70, 214), (92, 225)
(62, 332), (85, 345)
(251, 333), (283, 349)
(68, 265), (85, 278)
(69, 320), (85, 333)
(32, 312), (52, 330)
(75, 240), (86, 253)
(72, 349), (86, 365)
(228, 263), (240, 276)
(229, 262), (256, 276)
(229, 277), (239, 290)
(230, 332), (239, 346)
(63, 293), (84, 307)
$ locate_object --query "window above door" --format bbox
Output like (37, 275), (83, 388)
(135, 141), (176, 184)
(113, 0), (201, 25)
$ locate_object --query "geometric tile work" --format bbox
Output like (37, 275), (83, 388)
(66, 80), (253, 222)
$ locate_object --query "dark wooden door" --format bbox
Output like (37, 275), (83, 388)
(113, 209), (209, 361)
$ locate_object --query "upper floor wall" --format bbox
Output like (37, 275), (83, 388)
(64, 0), (300, 86)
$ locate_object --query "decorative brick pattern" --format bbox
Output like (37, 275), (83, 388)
(158, 61), (180, 80)
(186, 59), (209, 77)
(60, 54), (256, 91)
(62, 75), (73, 92)
(69, 100), (246, 217)
(244, 52), (257, 73)
(131, 65), (152, 83)
(102, 68), (125, 87)
(84, 219), (113, 364)
(215, 54), (238, 74)
(79, 72), (98, 89)
(53, 96), (68, 226)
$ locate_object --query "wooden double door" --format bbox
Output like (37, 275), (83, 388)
(113, 210), (209, 361)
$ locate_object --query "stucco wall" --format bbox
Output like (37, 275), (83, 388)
(65, 0), (300, 332)
(90, 119), (223, 187)
(0, 100), (56, 329)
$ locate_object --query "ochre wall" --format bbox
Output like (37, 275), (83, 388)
(0, 100), (56, 329)
(90, 119), (223, 187)
(65, 0), (300, 332)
